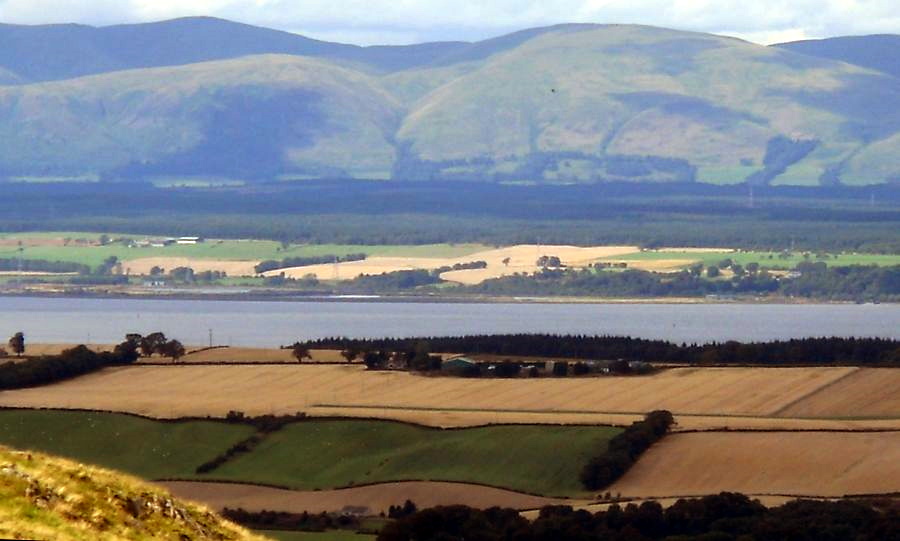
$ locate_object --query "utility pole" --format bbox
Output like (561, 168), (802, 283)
(209, 328), (213, 348)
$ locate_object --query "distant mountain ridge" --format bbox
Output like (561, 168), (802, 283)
(775, 35), (900, 79)
(0, 18), (897, 186)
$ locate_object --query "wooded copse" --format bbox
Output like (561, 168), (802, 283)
(0, 332), (185, 390)
(300, 335), (900, 366)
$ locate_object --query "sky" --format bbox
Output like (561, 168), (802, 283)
(0, 0), (897, 46)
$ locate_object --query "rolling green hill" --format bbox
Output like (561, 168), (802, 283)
(0, 21), (898, 186)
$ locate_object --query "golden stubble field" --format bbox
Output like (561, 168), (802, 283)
(1, 365), (898, 430)
(608, 431), (900, 499)
(266, 245), (641, 284)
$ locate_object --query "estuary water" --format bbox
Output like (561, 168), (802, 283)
(0, 296), (897, 347)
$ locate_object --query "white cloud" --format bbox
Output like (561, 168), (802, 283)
(0, 0), (896, 44)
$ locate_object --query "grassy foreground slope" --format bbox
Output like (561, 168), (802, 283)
(0, 409), (255, 479)
(207, 420), (619, 497)
(0, 445), (263, 541)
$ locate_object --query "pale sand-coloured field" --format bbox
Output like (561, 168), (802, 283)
(162, 481), (574, 515)
(1, 365), (898, 430)
(122, 257), (260, 277)
(608, 432), (900, 499)
(266, 245), (639, 284)
(775, 368), (900, 418)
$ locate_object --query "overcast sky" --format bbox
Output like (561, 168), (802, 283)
(0, 0), (897, 45)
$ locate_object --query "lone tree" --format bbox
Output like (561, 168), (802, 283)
(8, 332), (24, 357)
(291, 342), (312, 363)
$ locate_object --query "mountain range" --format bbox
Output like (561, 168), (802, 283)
(0, 17), (897, 186)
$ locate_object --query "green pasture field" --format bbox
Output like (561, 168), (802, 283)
(0, 409), (254, 479)
(599, 250), (900, 270)
(0, 410), (618, 497)
(206, 420), (620, 497)
(257, 531), (375, 541)
(0, 232), (488, 267)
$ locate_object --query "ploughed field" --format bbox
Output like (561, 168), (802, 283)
(2, 364), (898, 430)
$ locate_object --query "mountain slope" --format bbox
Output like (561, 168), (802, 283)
(0, 21), (898, 186)
(0, 445), (262, 540)
(775, 35), (900, 79)
(395, 25), (900, 185)
(0, 55), (402, 178)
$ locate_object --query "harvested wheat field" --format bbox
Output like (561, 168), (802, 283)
(267, 245), (638, 284)
(775, 368), (900, 418)
(1, 365), (898, 430)
(122, 257), (259, 277)
(609, 431), (900, 499)
(162, 347), (347, 364)
(162, 481), (575, 515)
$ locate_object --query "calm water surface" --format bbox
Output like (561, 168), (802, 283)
(0, 296), (897, 346)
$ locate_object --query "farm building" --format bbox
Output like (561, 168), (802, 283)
(442, 356), (478, 374)
(176, 236), (204, 245)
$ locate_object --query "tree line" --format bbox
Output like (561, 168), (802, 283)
(0, 343), (138, 390)
(0, 331), (188, 390)
(580, 411), (674, 491)
(377, 494), (898, 541)
(299, 335), (900, 366)
(461, 264), (900, 301)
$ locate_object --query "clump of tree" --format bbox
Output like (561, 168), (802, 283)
(255, 254), (367, 274)
(580, 410), (675, 490)
(167, 267), (227, 284)
(0, 338), (141, 390)
(341, 270), (442, 292)
(131, 332), (186, 362)
(387, 500), (418, 519)
(290, 342), (312, 362)
(222, 508), (359, 533)
(432, 260), (489, 274)
(536, 255), (564, 268)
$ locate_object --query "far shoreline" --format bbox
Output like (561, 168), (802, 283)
(0, 288), (892, 306)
